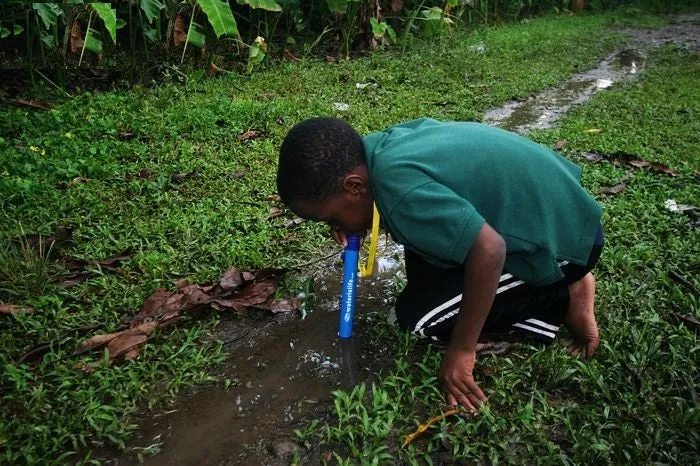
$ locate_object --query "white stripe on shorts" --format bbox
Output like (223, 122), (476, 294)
(525, 318), (559, 331)
(512, 322), (556, 339)
(413, 271), (525, 335)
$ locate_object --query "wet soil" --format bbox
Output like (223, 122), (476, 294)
(483, 14), (700, 133)
(112, 241), (405, 465)
(112, 14), (700, 465)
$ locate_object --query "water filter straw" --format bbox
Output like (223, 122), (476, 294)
(339, 234), (361, 339)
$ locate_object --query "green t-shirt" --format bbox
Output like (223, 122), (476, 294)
(362, 118), (602, 286)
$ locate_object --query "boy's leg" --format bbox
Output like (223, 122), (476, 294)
(395, 250), (571, 344)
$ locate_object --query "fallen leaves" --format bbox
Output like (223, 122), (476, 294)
(475, 340), (513, 356)
(77, 267), (300, 362)
(171, 170), (198, 184)
(554, 140), (568, 151)
(55, 176), (89, 190)
(54, 251), (132, 289)
(0, 304), (36, 316)
(16, 98), (52, 110)
(12, 226), (74, 253)
(571, 151), (678, 176)
(238, 130), (264, 141)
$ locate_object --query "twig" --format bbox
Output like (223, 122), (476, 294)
(669, 270), (699, 296)
(33, 69), (72, 97)
(221, 328), (252, 346)
(290, 249), (342, 271)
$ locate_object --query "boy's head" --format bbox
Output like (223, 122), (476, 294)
(277, 117), (374, 234)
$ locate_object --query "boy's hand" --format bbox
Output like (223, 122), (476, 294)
(440, 347), (488, 412)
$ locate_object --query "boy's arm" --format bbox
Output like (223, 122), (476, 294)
(440, 222), (506, 410)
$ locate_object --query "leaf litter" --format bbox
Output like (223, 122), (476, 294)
(570, 150), (678, 176)
(76, 267), (301, 362)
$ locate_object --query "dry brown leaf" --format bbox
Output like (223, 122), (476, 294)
(17, 98), (52, 110)
(554, 140), (568, 151)
(601, 182), (628, 195)
(475, 341), (513, 356)
(13, 226), (73, 252)
(73, 361), (98, 373)
(284, 49), (301, 62)
(230, 171), (246, 180)
(54, 251), (131, 288)
(108, 333), (150, 359)
(391, 0), (404, 12)
(171, 171), (198, 183)
(70, 21), (84, 54)
(173, 15), (187, 47)
(79, 331), (122, 352)
(118, 131), (136, 140)
(0, 304), (36, 315)
(267, 207), (283, 219)
(238, 130), (264, 141)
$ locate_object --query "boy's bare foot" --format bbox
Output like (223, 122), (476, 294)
(564, 272), (599, 359)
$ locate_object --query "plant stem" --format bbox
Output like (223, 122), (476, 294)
(79, 10), (94, 67)
(181, 5), (198, 64)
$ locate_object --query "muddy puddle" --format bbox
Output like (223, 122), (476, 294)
(483, 14), (700, 133)
(113, 240), (405, 465)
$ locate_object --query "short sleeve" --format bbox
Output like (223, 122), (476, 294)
(389, 181), (486, 266)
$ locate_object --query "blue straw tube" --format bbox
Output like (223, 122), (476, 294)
(339, 234), (361, 339)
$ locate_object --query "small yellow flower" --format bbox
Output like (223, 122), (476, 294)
(64, 132), (73, 138)
(29, 145), (40, 152)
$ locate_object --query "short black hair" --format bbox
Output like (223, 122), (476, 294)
(277, 117), (364, 204)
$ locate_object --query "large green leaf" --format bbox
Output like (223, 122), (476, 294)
(32, 3), (63, 30)
(91, 3), (117, 44)
(326, 0), (358, 14)
(84, 28), (103, 54)
(237, 0), (282, 12)
(140, 0), (166, 23)
(326, 0), (349, 14)
(186, 22), (206, 48)
(195, 0), (238, 38)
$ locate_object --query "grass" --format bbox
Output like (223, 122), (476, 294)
(0, 9), (692, 465)
(296, 43), (700, 465)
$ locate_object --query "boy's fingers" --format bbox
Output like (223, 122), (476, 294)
(446, 393), (457, 407)
(466, 379), (488, 403)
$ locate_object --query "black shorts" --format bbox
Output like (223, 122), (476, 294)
(395, 226), (604, 343)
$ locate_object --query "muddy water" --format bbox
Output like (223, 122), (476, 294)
(115, 241), (404, 465)
(483, 14), (700, 133)
(483, 48), (646, 133)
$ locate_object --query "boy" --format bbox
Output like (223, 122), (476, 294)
(276, 117), (603, 411)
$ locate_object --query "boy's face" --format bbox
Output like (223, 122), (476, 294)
(290, 169), (374, 235)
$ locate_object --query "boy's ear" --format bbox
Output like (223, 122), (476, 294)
(342, 174), (367, 197)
